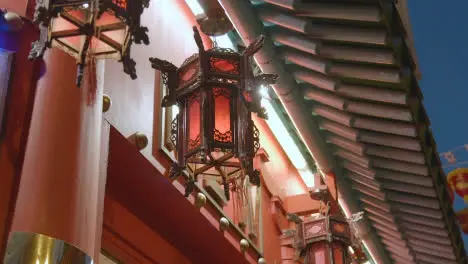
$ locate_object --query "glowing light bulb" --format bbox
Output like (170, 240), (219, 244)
(259, 85), (268, 98)
(82, 3), (89, 8)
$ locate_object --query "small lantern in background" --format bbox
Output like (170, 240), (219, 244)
(149, 26), (277, 199)
(295, 213), (352, 264)
(293, 187), (353, 264)
(447, 168), (468, 204)
(29, 0), (150, 86)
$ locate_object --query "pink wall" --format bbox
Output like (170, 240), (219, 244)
(261, 186), (284, 263)
(254, 116), (309, 199)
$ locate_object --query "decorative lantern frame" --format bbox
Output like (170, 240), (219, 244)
(29, 0), (150, 85)
(150, 26), (277, 198)
(295, 215), (352, 264)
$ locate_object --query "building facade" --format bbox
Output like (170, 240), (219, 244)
(0, 0), (465, 264)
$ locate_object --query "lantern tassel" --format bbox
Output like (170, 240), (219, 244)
(85, 40), (98, 105)
(222, 175), (230, 201)
(76, 63), (85, 87)
(86, 57), (97, 105)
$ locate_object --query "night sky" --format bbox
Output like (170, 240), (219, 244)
(408, 0), (468, 250)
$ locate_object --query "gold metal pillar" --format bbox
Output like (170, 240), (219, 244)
(4, 232), (92, 264)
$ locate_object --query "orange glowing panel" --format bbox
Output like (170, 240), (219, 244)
(213, 87), (232, 143)
(181, 67), (197, 81)
(332, 222), (346, 234)
(333, 242), (344, 264)
(178, 58), (199, 90)
(112, 0), (127, 9)
(309, 242), (327, 264)
(210, 57), (239, 74)
(187, 92), (201, 151)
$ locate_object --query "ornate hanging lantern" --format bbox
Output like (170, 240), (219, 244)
(292, 187), (352, 264)
(447, 168), (468, 203)
(149, 26), (277, 199)
(298, 216), (351, 263)
(29, 0), (150, 86)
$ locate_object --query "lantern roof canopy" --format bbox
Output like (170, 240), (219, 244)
(219, 0), (466, 263)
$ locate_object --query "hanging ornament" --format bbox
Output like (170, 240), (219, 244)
(292, 184), (353, 264)
(149, 26), (277, 199)
(447, 168), (468, 203)
(443, 151), (457, 164)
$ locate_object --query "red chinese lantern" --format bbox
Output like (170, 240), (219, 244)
(29, 0), (150, 86)
(149, 27), (277, 199)
(296, 215), (351, 264)
(456, 208), (468, 234)
(293, 188), (352, 264)
(447, 168), (468, 203)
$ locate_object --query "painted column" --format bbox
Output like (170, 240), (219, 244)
(0, 4), (43, 260)
(3, 42), (108, 264)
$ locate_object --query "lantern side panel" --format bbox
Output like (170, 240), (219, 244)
(178, 55), (200, 91)
(210, 57), (239, 75)
(187, 92), (201, 152)
(307, 242), (329, 264)
(236, 98), (250, 156)
(332, 242), (345, 264)
(213, 87), (233, 146)
(50, 15), (82, 57)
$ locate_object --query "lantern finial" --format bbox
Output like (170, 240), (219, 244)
(193, 26), (205, 52)
(243, 35), (265, 57)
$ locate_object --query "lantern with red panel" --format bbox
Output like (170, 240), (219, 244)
(296, 215), (352, 264)
(150, 27), (277, 199)
(29, 0), (150, 86)
(292, 187), (354, 264)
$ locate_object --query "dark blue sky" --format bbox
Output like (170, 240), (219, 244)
(408, 0), (468, 249)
